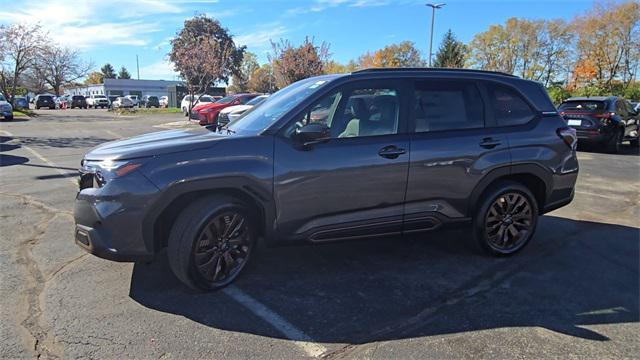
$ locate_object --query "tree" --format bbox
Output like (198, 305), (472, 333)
(101, 63), (116, 79)
(247, 64), (276, 93)
(33, 45), (92, 95)
(323, 60), (357, 74)
(227, 52), (259, 93)
(357, 41), (425, 68)
(169, 15), (245, 115)
(0, 23), (45, 105)
(117, 66), (131, 79)
(433, 30), (467, 68)
(85, 71), (104, 85)
(269, 37), (330, 88)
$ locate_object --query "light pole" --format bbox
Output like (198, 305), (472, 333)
(426, 3), (445, 67)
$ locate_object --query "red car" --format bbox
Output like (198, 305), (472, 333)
(191, 93), (261, 126)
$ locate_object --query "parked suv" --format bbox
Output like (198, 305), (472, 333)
(558, 96), (639, 152)
(69, 95), (87, 109)
(87, 94), (110, 109)
(74, 69), (578, 291)
(141, 95), (160, 108)
(35, 95), (55, 109)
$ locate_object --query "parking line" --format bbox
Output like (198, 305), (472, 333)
(222, 285), (328, 358)
(104, 129), (123, 139)
(0, 129), (77, 186)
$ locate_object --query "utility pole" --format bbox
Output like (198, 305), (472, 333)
(136, 55), (140, 80)
(426, 3), (445, 67)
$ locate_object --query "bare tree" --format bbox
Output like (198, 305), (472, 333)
(34, 45), (92, 95)
(169, 15), (245, 116)
(0, 23), (45, 104)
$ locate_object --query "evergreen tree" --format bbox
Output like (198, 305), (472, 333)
(117, 66), (131, 79)
(433, 30), (467, 68)
(100, 63), (116, 79)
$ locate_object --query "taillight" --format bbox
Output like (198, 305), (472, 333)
(557, 127), (577, 150)
(593, 112), (614, 119)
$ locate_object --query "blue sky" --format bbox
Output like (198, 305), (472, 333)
(0, 0), (604, 80)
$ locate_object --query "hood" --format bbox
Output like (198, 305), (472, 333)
(84, 127), (229, 161)
(193, 102), (228, 111)
(221, 104), (251, 114)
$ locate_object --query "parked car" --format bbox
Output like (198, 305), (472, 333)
(191, 93), (261, 126)
(218, 94), (269, 126)
(159, 96), (169, 108)
(108, 95), (120, 105)
(35, 95), (55, 109)
(558, 96), (639, 152)
(87, 94), (110, 109)
(125, 95), (140, 107)
(68, 95), (88, 109)
(13, 96), (29, 110)
(55, 95), (69, 109)
(141, 95), (160, 108)
(74, 68), (579, 291)
(181, 94), (217, 116)
(111, 96), (134, 109)
(0, 94), (13, 121)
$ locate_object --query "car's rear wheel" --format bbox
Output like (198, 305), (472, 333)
(473, 181), (538, 256)
(168, 196), (256, 291)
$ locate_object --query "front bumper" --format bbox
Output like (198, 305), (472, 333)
(1, 110), (12, 119)
(74, 171), (160, 262)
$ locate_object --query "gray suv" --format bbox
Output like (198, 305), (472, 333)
(74, 68), (578, 291)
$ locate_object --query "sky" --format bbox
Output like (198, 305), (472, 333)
(0, 0), (607, 81)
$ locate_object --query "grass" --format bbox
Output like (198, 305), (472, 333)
(111, 107), (182, 116)
(13, 109), (36, 117)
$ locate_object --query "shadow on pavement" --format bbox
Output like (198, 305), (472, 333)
(0, 154), (29, 167)
(8, 135), (111, 149)
(129, 215), (639, 345)
(578, 143), (640, 156)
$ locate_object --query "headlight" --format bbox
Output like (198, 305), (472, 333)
(82, 159), (145, 186)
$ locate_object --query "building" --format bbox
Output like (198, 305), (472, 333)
(66, 79), (226, 108)
(66, 78), (183, 99)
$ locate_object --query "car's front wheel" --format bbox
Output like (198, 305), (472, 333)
(473, 181), (538, 256)
(168, 196), (256, 291)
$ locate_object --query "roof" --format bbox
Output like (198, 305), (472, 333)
(564, 96), (617, 102)
(352, 67), (517, 78)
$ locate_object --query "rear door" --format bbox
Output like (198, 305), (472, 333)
(404, 78), (510, 232)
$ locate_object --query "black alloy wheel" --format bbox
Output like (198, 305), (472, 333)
(192, 211), (252, 286)
(484, 192), (533, 253)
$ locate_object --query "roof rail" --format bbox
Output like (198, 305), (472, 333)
(353, 67), (518, 78)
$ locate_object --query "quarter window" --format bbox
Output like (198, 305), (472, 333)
(413, 80), (484, 132)
(487, 84), (535, 126)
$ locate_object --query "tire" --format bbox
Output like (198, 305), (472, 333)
(183, 108), (188, 117)
(167, 196), (256, 291)
(605, 129), (623, 154)
(472, 180), (539, 256)
(4, 115), (13, 121)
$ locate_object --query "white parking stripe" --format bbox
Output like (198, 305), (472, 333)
(0, 129), (77, 186)
(104, 129), (122, 139)
(223, 286), (328, 358)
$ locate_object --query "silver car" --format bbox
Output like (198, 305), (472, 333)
(111, 97), (134, 109)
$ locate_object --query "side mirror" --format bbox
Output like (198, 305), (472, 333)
(294, 123), (331, 147)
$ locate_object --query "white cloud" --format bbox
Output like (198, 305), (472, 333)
(140, 59), (179, 80)
(235, 24), (289, 49)
(286, 0), (389, 15)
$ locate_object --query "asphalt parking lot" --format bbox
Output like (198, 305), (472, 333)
(1, 109), (638, 359)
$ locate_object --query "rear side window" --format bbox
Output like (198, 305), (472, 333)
(413, 80), (484, 132)
(558, 101), (606, 112)
(487, 84), (535, 126)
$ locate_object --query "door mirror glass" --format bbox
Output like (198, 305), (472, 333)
(294, 123), (331, 146)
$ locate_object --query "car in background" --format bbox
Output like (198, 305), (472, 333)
(218, 94), (269, 127)
(180, 94), (217, 116)
(111, 96), (134, 109)
(141, 95), (160, 108)
(107, 95), (120, 105)
(55, 95), (69, 109)
(159, 96), (169, 108)
(125, 95), (140, 107)
(35, 95), (55, 109)
(69, 95), (88, 109)
(191, 93), (261, 126)
(0, 94), (13, 121)
(87, 94), (110, 109)
(13, 96), (29, 110)
(630, 101), (639, 113)
(558, 96), (639, 152)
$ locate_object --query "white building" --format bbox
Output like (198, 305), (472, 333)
(66, 78), (182, 99)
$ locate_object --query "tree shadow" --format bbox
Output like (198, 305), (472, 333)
(0, 154), (29, 167)
(8, 136), (112, 149)
(129, 216), (639, 345)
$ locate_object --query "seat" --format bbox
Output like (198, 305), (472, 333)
(359, 95), (398, 136)
(338, 97), (371, 138)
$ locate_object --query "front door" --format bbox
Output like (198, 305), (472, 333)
(273, 79), (411, 243)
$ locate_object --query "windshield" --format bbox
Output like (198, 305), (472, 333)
(558, 101), (606, 112)
(199, 96), (213, 103)
(215, 96), (236, 104)
(246, 95), (268, 106)
(226, 75), (340, 135)
(0, 95), (5, 101)
(95, 95), (106, 98)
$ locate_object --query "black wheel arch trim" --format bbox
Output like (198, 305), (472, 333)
(468, 163), (552, 217)
(141, 176), (276, 254)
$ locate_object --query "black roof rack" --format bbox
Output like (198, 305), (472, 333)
(353, 67), (518, 78)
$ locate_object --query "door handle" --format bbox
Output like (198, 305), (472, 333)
(378, 145), (406, 159)
(479, 138), (502, 149)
